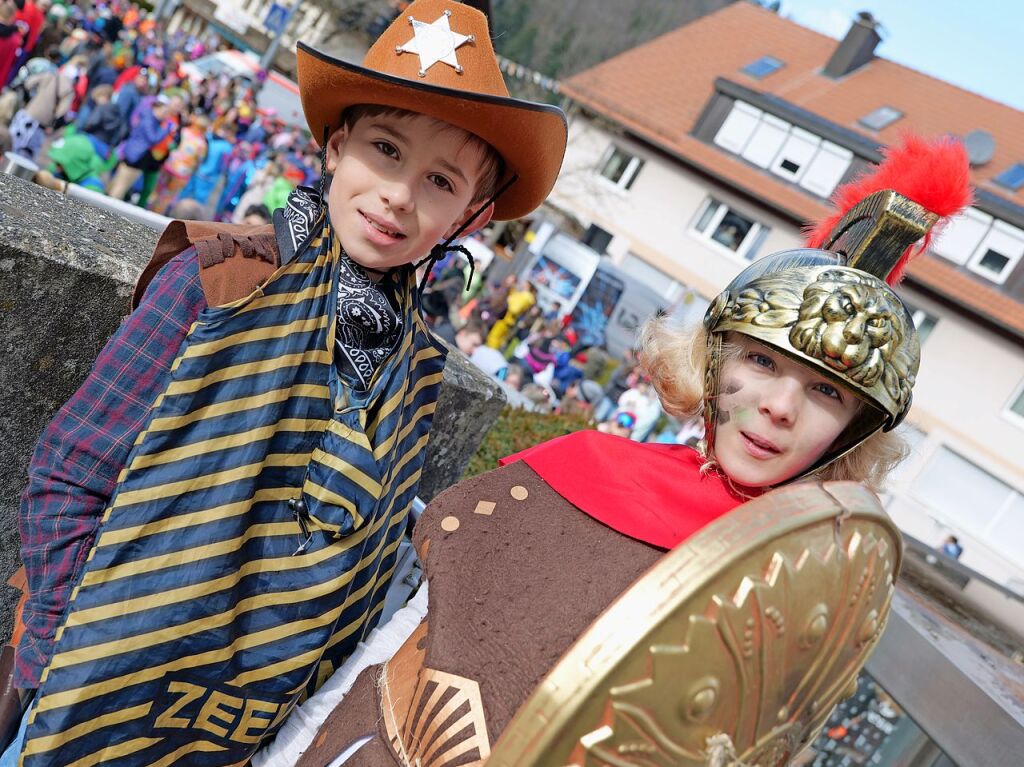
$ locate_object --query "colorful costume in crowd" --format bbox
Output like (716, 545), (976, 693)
(149, 122), (208, 214)
(7, 1), (568, 764)
(180, 128), (233, 205)
(262, 136), (972, 767)
(484, 284), (535, 350)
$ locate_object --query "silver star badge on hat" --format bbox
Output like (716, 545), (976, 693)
(395, 9), (475, 77)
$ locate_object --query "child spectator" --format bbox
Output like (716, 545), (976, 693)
(240, 203), (272, 226)
(453, 320), (487, 357)
(77, 83), (126, 157)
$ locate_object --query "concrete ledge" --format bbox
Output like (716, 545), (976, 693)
(0, 173), (504, 639)
(866, 589), (1024, 765)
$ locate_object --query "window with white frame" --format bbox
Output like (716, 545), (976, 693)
(910, 446), (1024, 563)
(713, 101), (762, 153)
(901, 299), (938, 344)
(798, 142), (854, 198)
(712, 100), (854, 198)
(932, 207), (1024, 284)
(1004, 379), (1024, 426)
(741, 113), (789, 168)
(968, 220), (1024, 283)
(770, 126), (821, 181)
(597, 144), (644, 190)
(931, 207), (992, 265)
(691, 198), (769, 261)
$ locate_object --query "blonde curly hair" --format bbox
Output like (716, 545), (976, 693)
(638, 316), (908, 493)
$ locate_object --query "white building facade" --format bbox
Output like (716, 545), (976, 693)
(548, 112), (1024, 593)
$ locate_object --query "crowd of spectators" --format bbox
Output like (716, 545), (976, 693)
(0, 0), (320, 222)
(420, 252), (705, 445)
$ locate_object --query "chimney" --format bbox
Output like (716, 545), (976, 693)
(823, 11), (882, 78)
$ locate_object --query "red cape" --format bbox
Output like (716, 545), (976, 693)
(501, 430), (750, 550)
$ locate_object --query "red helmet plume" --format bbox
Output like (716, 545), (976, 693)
(804, 134), (973, 284)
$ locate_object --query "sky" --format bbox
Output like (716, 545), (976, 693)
(779, 0), (1023, 111)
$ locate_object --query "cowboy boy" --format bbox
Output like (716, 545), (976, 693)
(4, 1), (567, 764)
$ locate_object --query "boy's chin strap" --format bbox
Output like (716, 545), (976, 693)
(415, 173), (518, 293)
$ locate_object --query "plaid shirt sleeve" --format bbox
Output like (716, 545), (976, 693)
(15, 247), (206, 689)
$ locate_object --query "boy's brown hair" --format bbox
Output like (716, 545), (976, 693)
(339, 104), (505, 204)
(90, 84), (114, 103)
(456, 319), (487, 341)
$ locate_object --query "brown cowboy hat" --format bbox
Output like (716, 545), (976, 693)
(295, 0), (567, 221)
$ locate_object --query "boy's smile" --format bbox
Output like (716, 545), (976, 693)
(325, 112), (490, 274)
(714, 335), (861, 489)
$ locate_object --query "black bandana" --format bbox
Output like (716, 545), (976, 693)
(333, 242), (403, 390)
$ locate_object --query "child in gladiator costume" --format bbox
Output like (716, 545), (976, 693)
(256, 136), (972, 767)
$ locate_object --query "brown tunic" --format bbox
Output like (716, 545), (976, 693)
(296, 460), (661, 767)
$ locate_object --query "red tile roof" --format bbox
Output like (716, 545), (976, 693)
(561, 2), (1024, 339)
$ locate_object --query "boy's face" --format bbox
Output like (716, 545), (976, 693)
(455, 329), (484, 357)
(714, 334), (860, 490)
(325, 112), (492, 273)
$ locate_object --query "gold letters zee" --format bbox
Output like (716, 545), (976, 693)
(153, 681), (290, 745)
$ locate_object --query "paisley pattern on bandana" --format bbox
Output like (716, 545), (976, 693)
(284, 186), (319, 255)
(335, 254), (403, 390)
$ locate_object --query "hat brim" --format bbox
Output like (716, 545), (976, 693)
(296, 42), (567, 221)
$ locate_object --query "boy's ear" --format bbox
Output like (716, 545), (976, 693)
(324, 125), (349, 174)
(445, 201), (494, 240)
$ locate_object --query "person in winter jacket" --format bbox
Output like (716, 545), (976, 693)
(105, 93), (181, 201)
(8, 63), (73, 159)
(78, 84), (125, 157)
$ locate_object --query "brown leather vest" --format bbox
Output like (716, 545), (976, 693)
(132, 220), (279, 309)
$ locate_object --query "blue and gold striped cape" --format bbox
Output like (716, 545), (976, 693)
(21, 216), (447, 766)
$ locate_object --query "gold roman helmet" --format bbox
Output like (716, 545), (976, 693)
(702, 136), (972, 479)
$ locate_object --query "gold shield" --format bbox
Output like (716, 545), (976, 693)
(487, 481), (902, 767)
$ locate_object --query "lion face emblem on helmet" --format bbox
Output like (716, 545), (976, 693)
(789, 270), (917, 407)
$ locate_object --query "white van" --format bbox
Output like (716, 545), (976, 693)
(512, 227), (673, 357)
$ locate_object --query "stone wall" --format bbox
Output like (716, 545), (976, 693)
(0, 173), (504, 640)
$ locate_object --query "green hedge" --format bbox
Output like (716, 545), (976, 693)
(463, 406), (594, 478)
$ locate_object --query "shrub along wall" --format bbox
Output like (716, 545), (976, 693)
(464, 407), (593, 478)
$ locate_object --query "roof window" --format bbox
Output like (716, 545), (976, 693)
(741, 56), (784, 79)
(993, 163), (1024, 192)
(858, 106), (903, 131)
